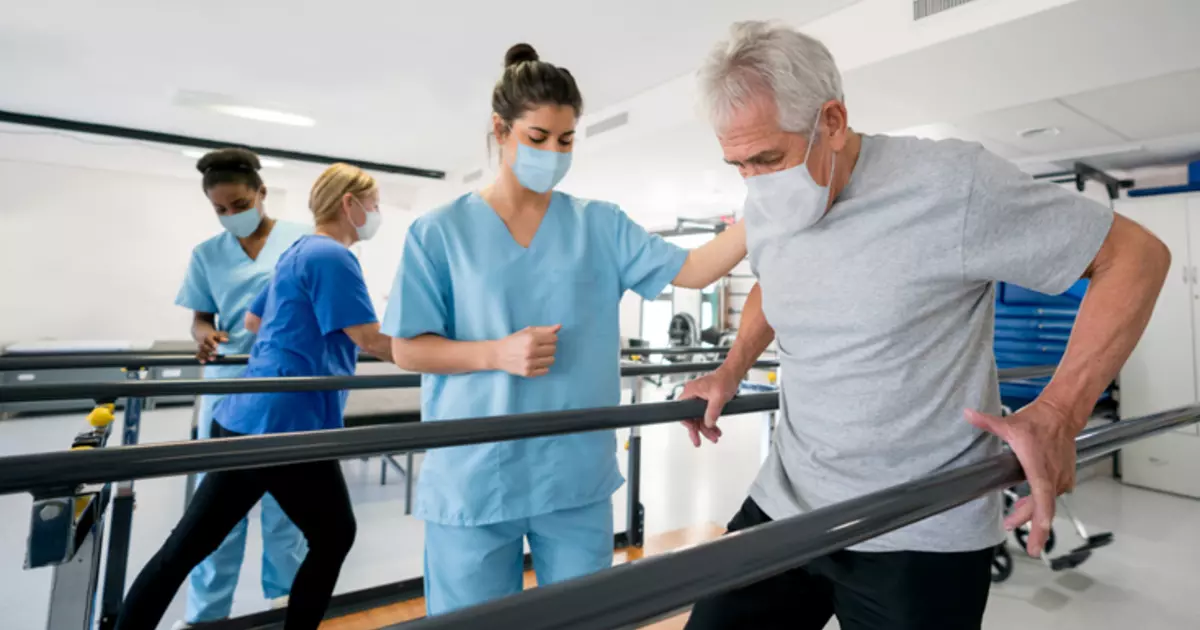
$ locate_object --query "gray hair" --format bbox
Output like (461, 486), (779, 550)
(699, 21), (844, 134)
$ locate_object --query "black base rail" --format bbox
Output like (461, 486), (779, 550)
(394, 405), (1200, 630)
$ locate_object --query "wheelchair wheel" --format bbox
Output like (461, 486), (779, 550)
(991, 545), (1013, 583)
(1014, 526), (1056, 555)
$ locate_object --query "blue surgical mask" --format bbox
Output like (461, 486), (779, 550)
(219, 207), (262, 238)
(513, 143), (572, 193)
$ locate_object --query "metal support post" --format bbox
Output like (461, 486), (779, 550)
(626, 377), (645, 548)
(98, 371), (145, 630)
(44, 504), (106, 630)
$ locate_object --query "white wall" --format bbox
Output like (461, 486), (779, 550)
(0, 158), (418, 345)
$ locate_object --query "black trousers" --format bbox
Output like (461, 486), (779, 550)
(115, 424), (357, 630)
(685, 498), (993, 630)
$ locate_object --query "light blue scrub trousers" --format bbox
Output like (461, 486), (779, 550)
(185, 400), (308, 622)
(423, 499), (614, 615)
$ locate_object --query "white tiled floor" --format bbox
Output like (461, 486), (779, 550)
(1, 391), (1198, 629)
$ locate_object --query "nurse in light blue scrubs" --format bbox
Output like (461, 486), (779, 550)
(382, 43), (747, 615)
(174, 148), (310, 626)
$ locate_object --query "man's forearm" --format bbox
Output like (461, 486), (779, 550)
(392, 335), (495, 374)
(1041, 216), (1170, 427)
(717, 282), (775, 380)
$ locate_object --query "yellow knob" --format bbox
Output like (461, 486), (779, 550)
(767, 371), (777, 385)
(624, 440), (630, 451)
(631, 354), (642, 362)
(87, 407), (115, 428)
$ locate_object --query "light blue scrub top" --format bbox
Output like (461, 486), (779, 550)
(382, 191), (687, 526)
(176, 219), (311, 428)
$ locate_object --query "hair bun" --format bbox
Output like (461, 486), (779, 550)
(504, 43), (539, 68)
(195, 147), (262, 175)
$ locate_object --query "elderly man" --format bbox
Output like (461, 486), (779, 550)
(680, 21), (1169, 630)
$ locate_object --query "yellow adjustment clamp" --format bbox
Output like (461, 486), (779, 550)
(73, 495), (94, 520)
(630, 354), (642, 362)
(767, 371), (777, 385)
(87, 407), (115, 428)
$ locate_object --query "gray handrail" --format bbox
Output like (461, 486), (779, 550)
(0, 346), (737, 371)
(0, 394), (780, 496)
(0, 360), (783, 404)
(398, 405), (1200, 630)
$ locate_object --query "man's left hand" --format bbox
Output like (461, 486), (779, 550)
(965, 399), (1082, 558)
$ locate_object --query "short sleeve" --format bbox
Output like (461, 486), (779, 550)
(248, 286), (269, 318)
(175, 249), (218, 313)
(381, 224), (449, 339)
(609, 206), (688, 299)
(306, 245), (377, 335)
(962, 148), (1114, 295)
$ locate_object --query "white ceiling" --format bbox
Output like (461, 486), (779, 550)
(0, 0), (854, 174)
(4, 0), (1200, 222)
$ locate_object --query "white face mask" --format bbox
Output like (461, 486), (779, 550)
(351, 198), (382, 241)
(743, 109), (836, 237)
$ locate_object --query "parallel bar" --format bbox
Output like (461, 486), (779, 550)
(0, 346), (739, 371)
(0, 362), (780, 403)
(0, 395), (779, 497)
(399, 405), (1200, 630)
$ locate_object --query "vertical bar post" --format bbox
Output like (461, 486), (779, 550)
(44, 507), (106, 630)
(405, 452), (415, 516)
(98, 371), (144, 630)
(626, 377), (645, 548)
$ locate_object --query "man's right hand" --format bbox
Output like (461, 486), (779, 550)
(197, 331), (228, 364)
(494, 325), (561, 377)
(679, 368), (741, 447)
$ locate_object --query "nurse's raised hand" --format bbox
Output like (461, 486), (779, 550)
(493, 325), (560, 377)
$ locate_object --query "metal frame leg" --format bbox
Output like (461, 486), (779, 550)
(44, 515), (106, 630)
(98, 376), (144, 630)
(405, 452), (415, 516)
(626, 377), (645, 548)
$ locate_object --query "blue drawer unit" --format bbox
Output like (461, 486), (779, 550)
(993, 279), (1097, 410)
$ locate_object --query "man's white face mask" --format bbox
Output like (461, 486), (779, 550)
(743, 108), (836, 236)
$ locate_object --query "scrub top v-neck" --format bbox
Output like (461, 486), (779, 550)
(176, 219), (312, 387)
(383, 191), (688, 526)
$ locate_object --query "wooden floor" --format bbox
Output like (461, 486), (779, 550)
(321, 523), (725, 630)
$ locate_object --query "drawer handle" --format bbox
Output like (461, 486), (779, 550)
(17, 374), (35, 382)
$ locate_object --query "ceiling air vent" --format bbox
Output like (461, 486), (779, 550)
(462, 169), (484, 184)
(586, 111), (629, 138)
(914, 0), (979, 20)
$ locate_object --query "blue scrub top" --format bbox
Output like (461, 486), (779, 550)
(382, 191), (687, 526)
(176, 220), (310, 428)
(217, 235), (378, 435)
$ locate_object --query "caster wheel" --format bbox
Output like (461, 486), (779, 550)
(1014, 527), (1056, 555)
(991, 545), (1013, 583)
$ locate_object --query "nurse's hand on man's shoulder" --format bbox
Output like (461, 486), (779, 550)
(678, 369), (739, 447)
(493, 325), (560, 378)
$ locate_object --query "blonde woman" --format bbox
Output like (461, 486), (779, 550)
(117, 163), (393, 630)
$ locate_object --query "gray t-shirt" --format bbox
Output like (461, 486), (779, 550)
(746, 134), (1113, 552)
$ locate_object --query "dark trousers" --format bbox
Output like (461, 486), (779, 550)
(116, 424), (357, 630)
(685, 498), (993, 630)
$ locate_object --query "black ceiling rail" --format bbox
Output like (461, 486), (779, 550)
(0, 109), (444, 180)
(397, 404), (1200, 630)
(0, 346), (740, 371)
(0, 394), (780, 497)
(0, 360), (783, 404)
